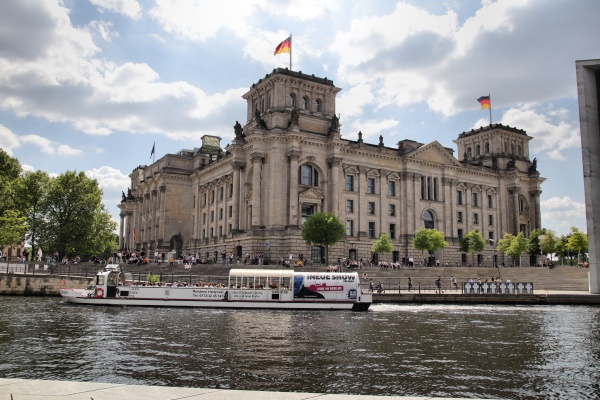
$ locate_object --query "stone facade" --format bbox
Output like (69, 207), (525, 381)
(118, 68), (544, 266)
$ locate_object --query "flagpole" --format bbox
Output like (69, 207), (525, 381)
(488, 93), (492, 125)
(289, 33), (292, 71)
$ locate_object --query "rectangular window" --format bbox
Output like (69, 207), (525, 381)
(388, 181), (396, 196)
(458, 228), (463, 239)
(346, 220), (354, 236)
(488, 215), (493, 225)
(219, 226), (222, 237)
(368, 221), (375, 238)
(488, 194), (493, 208)
(421, 176), (426, 199)
(219, 187), (224, 200)
(202, 193), (207, 206)
(202, 213), (206, 224)
(368, 202), (375, 215)
(367, 178), (375, 194)
(211, 211), (215, 222)
(433, 177), (439, 201)
(210, 227), (214, 237)
(473, 213), (479, 225)
(228, 205), (233, 218)
(192, 195), (196, 209)
(346, 199), (354, 213)
(472, 192), (478, 207)
(489, 231), (494, 240)
(389, 204), (396, 217)
(457, 211), (463, 223)
(427, 177), (432, 200)
(345, 175), (354, 191)
(210, 190), (215, 204)
(457, 190), (463, 205)
(219, 208), (223, 220)
(301, 204), (315, 225)
(389, 224), (396, 239)
(229, 183), (234, 198)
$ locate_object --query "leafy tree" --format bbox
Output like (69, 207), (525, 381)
(527, 228), (544, 256)
(540, 229), (558, 262)
(412, 228), (447, 262)
(555, 234), (571, 266)
(0, 210), (27, 249)
(0, 149), (22, 215)
(301, 212), (345, 265)
(497, 232), (528, 266)
(37, 171), (116, 260)
(12, 171), (51, 255)
(567, 226), (588, 265)
(460, 229), (485, 266)
(371, 233), (394, 263)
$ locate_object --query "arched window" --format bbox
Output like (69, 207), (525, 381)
(476, 144), (481, 156)
(289, 93), (296, 107)
(466, 147), (472, 158)
(485, 141), (490, 154)
(299, 164), (319, 186)
(315, 99), (322, 112)
(302, 96), (309, 110)
(422, 210), (435, 229)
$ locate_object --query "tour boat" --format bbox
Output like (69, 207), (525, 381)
(60, 265), (372, 311)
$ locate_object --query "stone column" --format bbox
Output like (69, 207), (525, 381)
(288, 150), (301, 226)
(232, 162), (244, 231)
(442, 178), (454, 239)
(250, 152), (266, 227)
(379, 169), (388, 237)
(119, 213), (125, 249)
(530, 189), (542, 230)
(327, 156), (342, 215)
(358, 166), (368, 237)
(159, 186), (166, 243)
(509, 186), (521, 235)
(465, 184), (472, 233)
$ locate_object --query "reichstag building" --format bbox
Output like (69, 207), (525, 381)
(118, 68), (544, 266)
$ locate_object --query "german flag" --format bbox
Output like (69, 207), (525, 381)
(274, 36), (291, 55)
(477, 95), (491, 109)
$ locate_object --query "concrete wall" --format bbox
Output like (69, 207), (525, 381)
(0, 274), (91, 296)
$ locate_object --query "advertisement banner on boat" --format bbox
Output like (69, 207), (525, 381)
(294, 272), (358, 300)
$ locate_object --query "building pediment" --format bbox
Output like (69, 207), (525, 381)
(298, 188), (324, 202)
(406, 141), (462, 167)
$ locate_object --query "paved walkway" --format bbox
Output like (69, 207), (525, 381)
(0, 378), (493, 400)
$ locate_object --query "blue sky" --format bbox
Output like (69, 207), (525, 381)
(0, 0), (598, 236)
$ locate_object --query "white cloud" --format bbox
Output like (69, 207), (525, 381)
(20, 135), (83, 156)
(21, 164), (35, 173)
(89, 0), (142, 19)
(0, 124), (20, 155)
(541, 196), (587, 235)
(499, 106), (580, 160)
(347, 118), (400, 140)
(87, 20), (119, 42)
(85, 166), (130, 190)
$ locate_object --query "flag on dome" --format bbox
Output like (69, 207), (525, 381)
(477, 95), (491, 109)
(274, 36), (291, 55)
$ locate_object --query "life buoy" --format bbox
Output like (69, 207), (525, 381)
(95, 287), (104, 298)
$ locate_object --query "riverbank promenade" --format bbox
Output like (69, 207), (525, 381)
(0, 378), (495, 400)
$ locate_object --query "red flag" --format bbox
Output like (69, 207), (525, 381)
(274, 36), (291, 55)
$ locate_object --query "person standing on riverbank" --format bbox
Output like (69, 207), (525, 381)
(407, 276), (412, 291)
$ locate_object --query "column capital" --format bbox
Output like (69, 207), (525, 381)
(232, 161), (246, 171)
(529, 189), (542, 197)
(287, 149), (301, 161)
(326, 156), (343, 166)
(250, 152), (267, 162)
(508, 186), (521, 194)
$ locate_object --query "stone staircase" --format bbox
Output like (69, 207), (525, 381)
(57, 261), (590, 292)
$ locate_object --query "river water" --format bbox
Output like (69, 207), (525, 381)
(0, 297), (598, 400)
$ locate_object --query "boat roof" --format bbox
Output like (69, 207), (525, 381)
(229, 269), (295, 278)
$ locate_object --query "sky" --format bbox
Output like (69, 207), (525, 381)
(0, 0), (598, 237)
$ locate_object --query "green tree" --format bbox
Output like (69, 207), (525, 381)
(460, 229), (485, 266)
(301, 212), (345, 265)
(412, 228), (447, 263)
(567, 227), (588, 265)
(498, 232), (528, 266)
(0, 210), (27, 249)
(527, 228), (544, 256)
(38, 171), (116, 260)
(371, 233), (394, 263)
(555, 234), (571, 266)
(540, 229), (558, 262)
(0, 149), (22, 215)
(12, 171), (51, 255)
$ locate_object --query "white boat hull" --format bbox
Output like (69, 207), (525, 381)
(60, 287), (372, 311)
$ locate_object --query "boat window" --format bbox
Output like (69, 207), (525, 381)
(96, 275), (105, 285)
